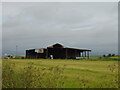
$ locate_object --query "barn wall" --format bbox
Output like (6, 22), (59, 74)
(66, 49), (80, 59)
(76, 50), (80, 57)
(26, 48), (81, 59)
(26, 49), (46, 59)
(47, 48), (66, 59)
(67, 49), (76, 59)
(26, 49), (36, 59)
(36, 49), (46, 59)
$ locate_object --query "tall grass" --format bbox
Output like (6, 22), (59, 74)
(2, 59), (118, 88)
(2, 61), (65, 88)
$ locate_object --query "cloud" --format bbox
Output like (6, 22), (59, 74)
(2, 2), (118, 56)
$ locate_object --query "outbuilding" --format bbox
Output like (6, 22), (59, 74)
(26, 43), (91, 59)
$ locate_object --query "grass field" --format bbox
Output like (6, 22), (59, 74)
(2, 58), (119, 88)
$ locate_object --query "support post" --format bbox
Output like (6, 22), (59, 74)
(87, 51), (89, 59)
(80, 52), (81, 57)
(85, 51), (86, 57)
(16, 45), (18, 57)
(82, 52), (84, 58)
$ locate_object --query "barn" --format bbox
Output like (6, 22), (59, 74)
(26, 43), (91, 59)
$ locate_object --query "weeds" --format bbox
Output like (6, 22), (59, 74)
(106, 63), (118, 88)
(2, 61), (16, 88)
(108, 63), (118, 73)
(2, 60), (118, 88)
(77, 76), (90, 88)
(2, 62), (65, 88)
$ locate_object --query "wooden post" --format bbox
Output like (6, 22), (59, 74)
(83, 51), (85, 59)
(82, 52), (84, 58)
(85, 51), (86, 57)
(87, 51), (89, 59)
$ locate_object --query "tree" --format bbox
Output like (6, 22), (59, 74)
(108, 54), (112, 57)
(103, 54), (106, 57)
(112, 54), (115, 56)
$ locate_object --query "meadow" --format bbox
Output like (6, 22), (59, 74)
(2, 58), (119, 88)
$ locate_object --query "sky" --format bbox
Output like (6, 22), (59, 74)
(2, 2), (118, 56)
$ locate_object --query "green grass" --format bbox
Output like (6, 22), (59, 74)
(2, 59), (118, 88)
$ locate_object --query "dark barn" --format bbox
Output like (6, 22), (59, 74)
(26, 43), (91, 59)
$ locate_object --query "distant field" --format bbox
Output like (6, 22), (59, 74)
(2, 59), (118, 88)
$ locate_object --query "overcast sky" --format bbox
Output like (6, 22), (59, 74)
(2, 2), (118, 56)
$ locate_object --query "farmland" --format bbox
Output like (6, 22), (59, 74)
(2, 58), (119, 88)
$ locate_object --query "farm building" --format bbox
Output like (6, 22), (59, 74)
(26, 43), (91, 59)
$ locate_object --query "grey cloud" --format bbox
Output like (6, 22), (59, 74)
(2, 2), (118, 56)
